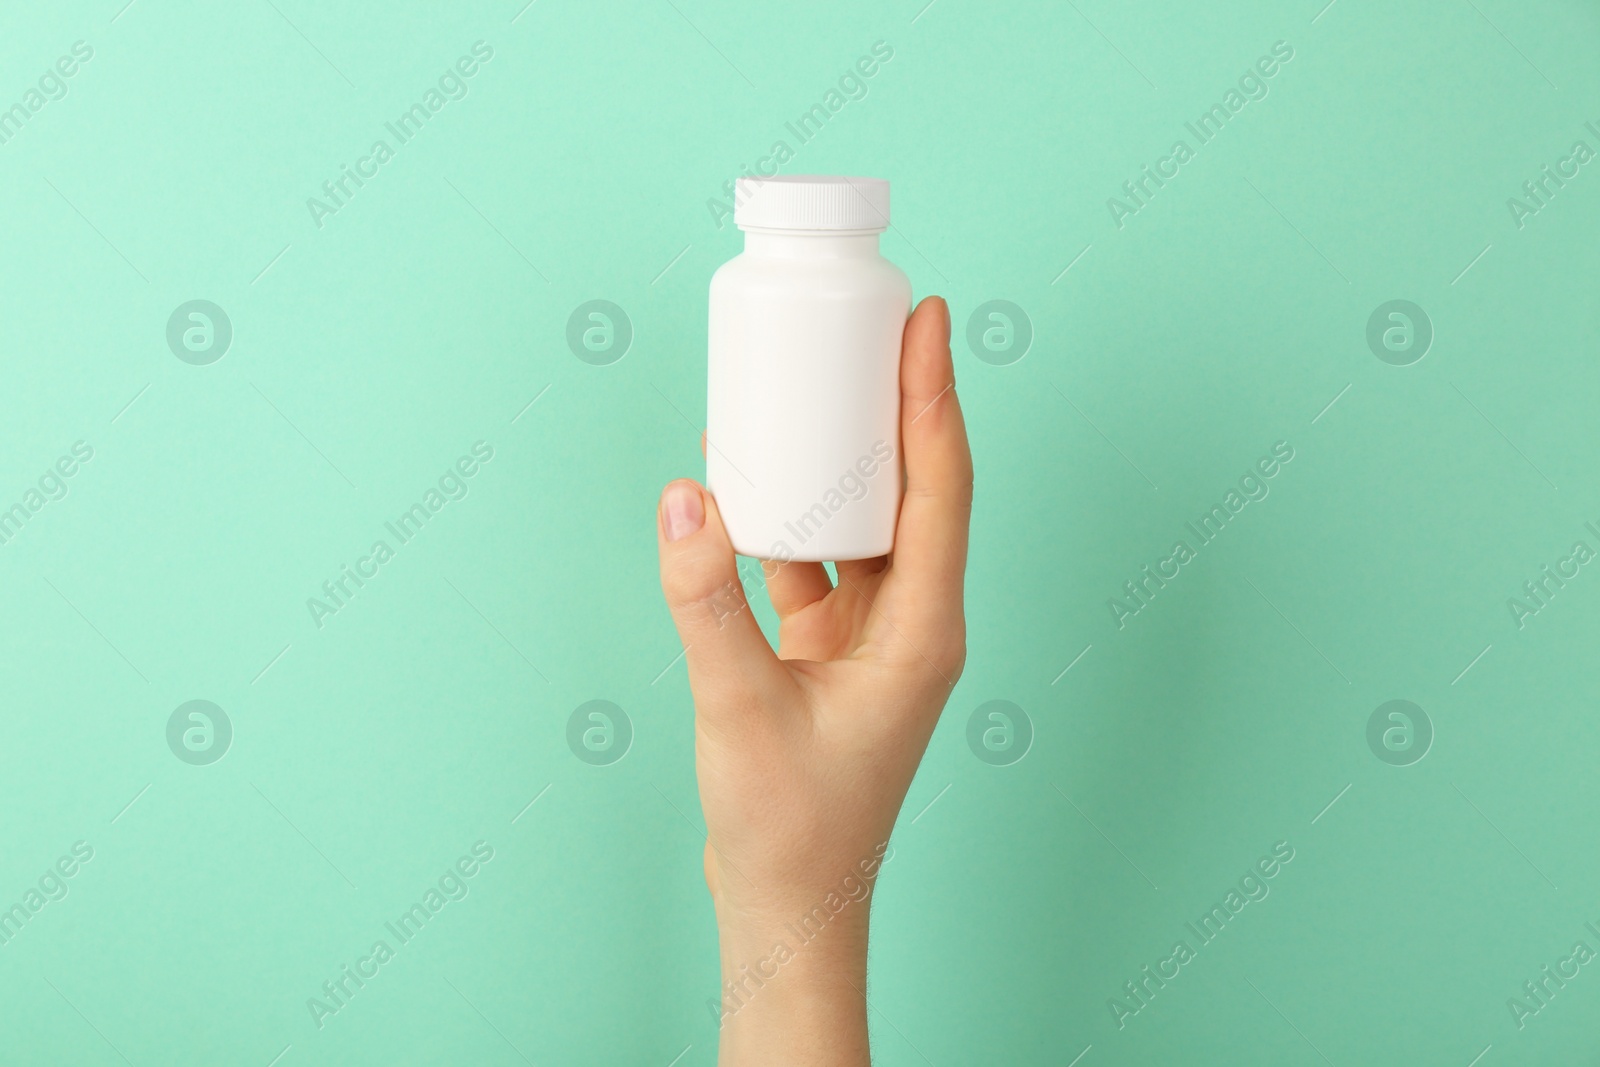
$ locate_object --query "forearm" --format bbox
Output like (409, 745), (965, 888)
(713, 911), (872, 1066)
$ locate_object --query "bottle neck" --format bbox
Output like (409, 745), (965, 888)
(741, 229), (882, 259)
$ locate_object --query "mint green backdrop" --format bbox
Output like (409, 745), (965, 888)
(2, 0), (1598, 1063)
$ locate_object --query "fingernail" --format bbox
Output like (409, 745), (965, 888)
(941, 299), (951, 341)
(661, 482), (705, 542)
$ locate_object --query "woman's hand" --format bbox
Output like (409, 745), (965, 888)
(656, 296), (972, 1065)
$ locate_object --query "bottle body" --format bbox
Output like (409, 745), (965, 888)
(708, 231), (911, 561)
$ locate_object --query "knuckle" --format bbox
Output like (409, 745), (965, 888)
(889, 622), (965, 681)
(930, 630), (967, 679)
(951, 473), (975, 511)
(659, 565), (703, 609)
(663, 567), (750, 630)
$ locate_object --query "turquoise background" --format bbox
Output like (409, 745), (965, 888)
(1, 0), (1598, 1063)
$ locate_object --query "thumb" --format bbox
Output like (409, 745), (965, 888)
(656, 480), (788, 717)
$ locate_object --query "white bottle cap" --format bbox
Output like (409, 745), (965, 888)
(733, 175), (890, 233)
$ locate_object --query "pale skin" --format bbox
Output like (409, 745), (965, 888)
(656, 296), (973, 1065)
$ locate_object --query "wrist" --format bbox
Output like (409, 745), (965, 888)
(716, 898), (871, 977)
(704, 840), (894, 1063)
(713, 911), (871, 1066)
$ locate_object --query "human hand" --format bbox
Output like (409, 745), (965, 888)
(656, 296), (972, 1065)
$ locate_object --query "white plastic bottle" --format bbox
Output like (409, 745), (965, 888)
(707, 175), (912, 563)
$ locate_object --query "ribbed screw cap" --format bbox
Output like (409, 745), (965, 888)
(733, 175), (890, 232)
